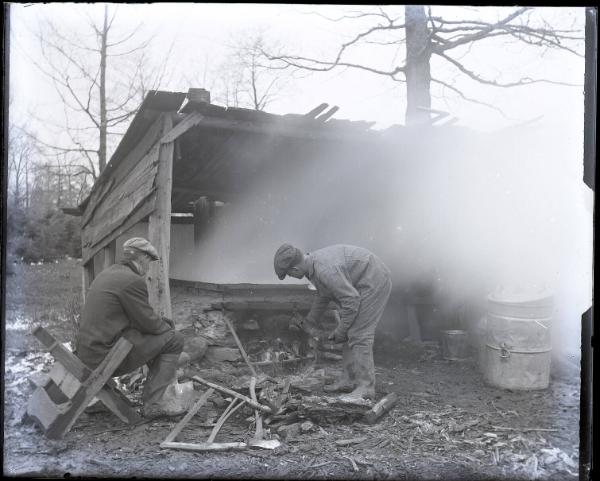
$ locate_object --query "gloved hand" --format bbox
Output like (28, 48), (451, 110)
(289, 314), (305, 332)
(328, 329), (347, 343)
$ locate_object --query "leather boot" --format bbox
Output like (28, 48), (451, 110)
(324, 345), (355, 393)
(338, 344), (376, 403)
(142, 354), (192, 418)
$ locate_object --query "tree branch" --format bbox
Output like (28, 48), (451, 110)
(437, 50), (582, 87)
(431, 77), (509, 118)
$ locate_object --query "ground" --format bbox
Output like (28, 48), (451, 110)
(3, 259), (581, 480)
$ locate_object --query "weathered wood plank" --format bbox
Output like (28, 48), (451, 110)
(148, 113), (174, 318)
(82, 187), (157, 260)
(44, 337), (133, 439)
(211, 301), (313, 311)
(103, 240), (116, 270)
(48, 363), (82, 399)
(82, 261), (94, 301)
(161, 112), (204, 144)
(85, 144), (159, 239)
(81, 178), (116, 228)
(82, 191), (157, 264)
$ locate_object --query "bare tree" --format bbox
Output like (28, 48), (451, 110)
(7, 123), (35, 211)
(212, 31), (292, 111)
(29, 4), (174, 176)
(265, 6), (584, 124)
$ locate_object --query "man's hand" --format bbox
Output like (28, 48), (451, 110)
(328, 329), (347, 343)
(288, 314), (305, 332)
(162, 317), (175, 329)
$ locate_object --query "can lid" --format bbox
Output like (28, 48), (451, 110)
(488, 284), (553, 304)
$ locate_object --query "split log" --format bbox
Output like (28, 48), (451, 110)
(364, 392), (398, 424)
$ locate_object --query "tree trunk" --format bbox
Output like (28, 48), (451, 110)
(25, 161), (29, 211)
(99, 4), (108, 172)
(404, 5), (432, 125)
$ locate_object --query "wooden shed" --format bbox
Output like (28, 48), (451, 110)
(68, 88), (479, 344)
(67, 90), (394, 323)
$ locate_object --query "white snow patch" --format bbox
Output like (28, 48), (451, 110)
(6, 316), (32, 331)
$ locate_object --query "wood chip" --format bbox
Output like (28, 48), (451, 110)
(335, 437), (367, 446)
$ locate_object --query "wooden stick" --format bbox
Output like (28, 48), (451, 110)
(249, 377), (263, 440)
(161, 441), (247, 452)
(207, 398), (246, 444)
(162, 388), (214, 444)
(491, 426), (558, 432)
(341, 456), (359, 472)
(188, 376), (272, 414)
(335, 437), (367, 446)
(241, 355), (314, 367)
(221, 308), (258, 377)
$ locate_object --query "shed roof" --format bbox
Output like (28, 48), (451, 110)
(77, 89), (394, 212)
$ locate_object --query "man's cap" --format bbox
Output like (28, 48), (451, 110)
(274, 243), (303, 280)
(123, 237), (159, 260)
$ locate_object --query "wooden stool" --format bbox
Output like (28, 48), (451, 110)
(26, 326), (142, 439)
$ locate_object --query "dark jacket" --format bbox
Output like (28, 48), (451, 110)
(76, 261), (173, 369)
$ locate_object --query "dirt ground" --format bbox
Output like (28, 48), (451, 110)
(3, 259), (581, 480)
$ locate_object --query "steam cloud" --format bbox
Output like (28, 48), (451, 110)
(173, 124), (592, 359)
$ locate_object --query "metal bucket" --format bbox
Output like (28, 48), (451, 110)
(441, 330), (469, 360)
(484, 288), (553, 390)
(475, 317), (488, 375)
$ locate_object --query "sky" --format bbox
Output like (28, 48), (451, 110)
(8, 4), (586, 134)
(7, 4), (594, 358)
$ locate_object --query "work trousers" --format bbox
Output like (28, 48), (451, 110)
(113, 329), (184, 376)
(345, 271), (392, 389)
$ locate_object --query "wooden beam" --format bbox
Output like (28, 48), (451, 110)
(316, 106), (339, 122)
(182, 115), (378, 143)
(172, 186), (236, 202)
(161, 112), (204, 144)
(304, 103), (329, 118)
(148, 113), (174, 319)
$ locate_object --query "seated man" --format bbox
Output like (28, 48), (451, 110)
(76, 237), (189, 418)
(274, 243), (392, 402)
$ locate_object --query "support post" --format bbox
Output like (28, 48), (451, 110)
(148, 113), (174, 319)
(82, 260), (94, 303)
(103, 240), (116, 270)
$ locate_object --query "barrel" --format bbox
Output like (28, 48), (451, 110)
(484, 288), (553, 390)
(441, 330), (469, 360)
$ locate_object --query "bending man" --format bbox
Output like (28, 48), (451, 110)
(274, 243), (392, 402)
(76, 237), (188, 418)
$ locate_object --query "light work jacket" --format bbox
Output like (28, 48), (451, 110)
(305, 244), (391, 335)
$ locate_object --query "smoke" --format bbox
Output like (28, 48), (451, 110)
(174, 123), (592, 358)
